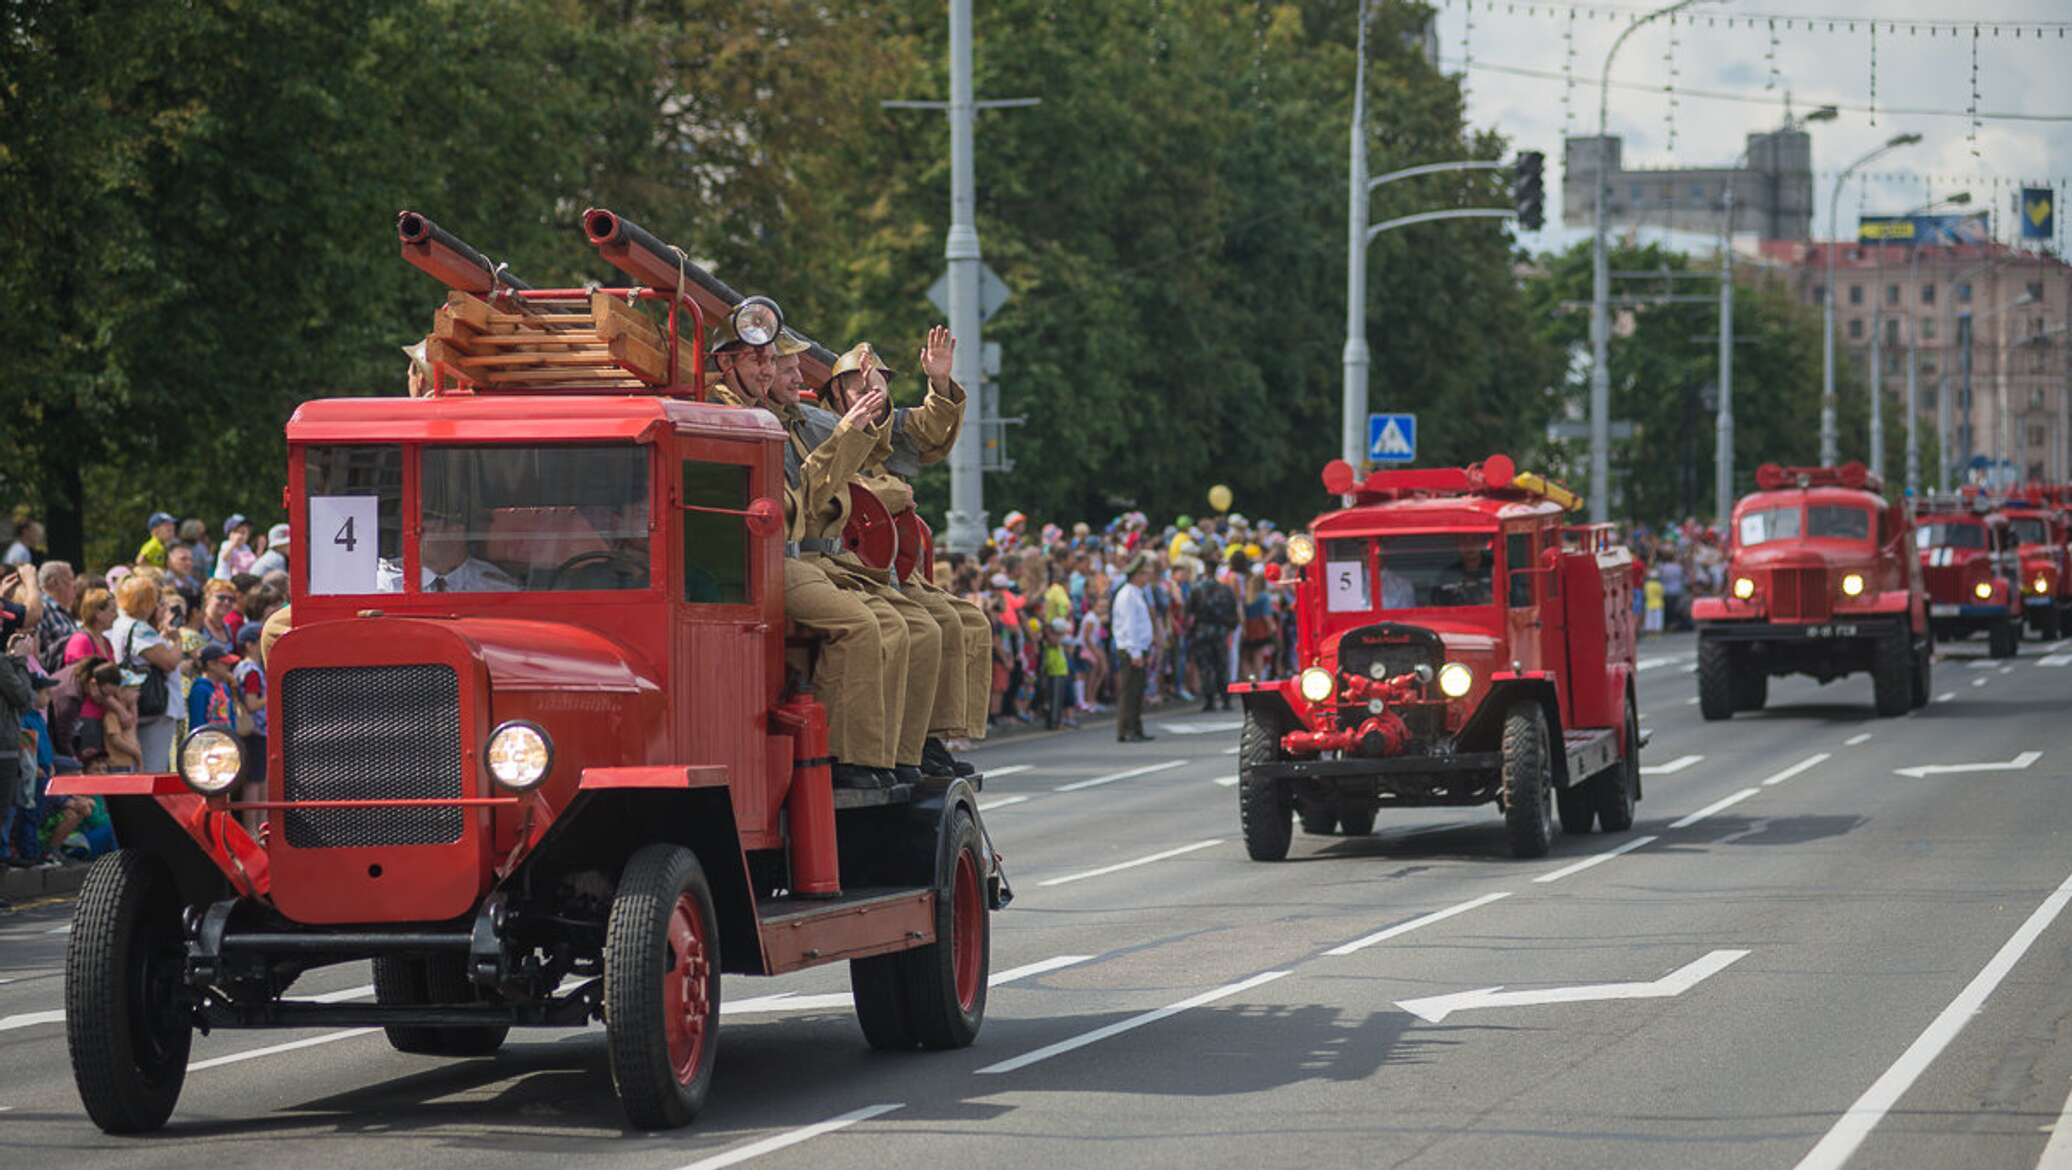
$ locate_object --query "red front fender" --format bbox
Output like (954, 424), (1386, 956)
(51, 773), (270, 901)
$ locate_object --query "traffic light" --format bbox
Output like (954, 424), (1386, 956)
(1512, 150), (1545, 231)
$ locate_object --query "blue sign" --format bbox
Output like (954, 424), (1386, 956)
(1367, 413), (1417, 464)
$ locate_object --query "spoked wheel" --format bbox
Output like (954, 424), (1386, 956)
(852, 807), (990, 1051)
(66, 851), (193, 1134)
(606, 844), (721, 1131)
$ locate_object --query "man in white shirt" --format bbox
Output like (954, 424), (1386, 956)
(374, 511), (519, 593)
(1111, 553), (1156, 742)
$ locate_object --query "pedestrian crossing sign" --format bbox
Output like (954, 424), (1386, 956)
(1367, 413), (1417, 464)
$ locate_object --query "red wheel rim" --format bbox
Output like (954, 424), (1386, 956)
(662, 893), (711, 1086)
(951, 849), (983, 1013)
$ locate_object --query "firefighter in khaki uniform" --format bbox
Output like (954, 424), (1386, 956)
(821, 332), (992, 778)
(708, 310), (906, 789)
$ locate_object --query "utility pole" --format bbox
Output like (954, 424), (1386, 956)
(1823, 132), (1921, 466)
(1870, 242), (1884, 478)
(1716, 187), (1735, 522)
(1342, 0), (1372, 471)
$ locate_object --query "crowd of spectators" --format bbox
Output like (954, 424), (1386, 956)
(1, 509), (287, 897)
(1630, 519), (1729, 634)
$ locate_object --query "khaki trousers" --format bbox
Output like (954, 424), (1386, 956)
(909, 581), (992, 740)
(783, 558), (904, 769)
(812, 555), (939, 766)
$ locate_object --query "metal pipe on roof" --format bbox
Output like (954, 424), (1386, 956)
(396, 211), (534, 294)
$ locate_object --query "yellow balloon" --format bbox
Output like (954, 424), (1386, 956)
(1207, 484), (1233, 513)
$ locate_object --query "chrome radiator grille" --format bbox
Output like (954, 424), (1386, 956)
(281, 665), (464, 848)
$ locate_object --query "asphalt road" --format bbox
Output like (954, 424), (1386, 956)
(7, 629), (2072, 1169)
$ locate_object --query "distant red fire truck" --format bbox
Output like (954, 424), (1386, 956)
(1914, 492), (2023, 656)
(1692, 463), (1930, 717)
(1232, 456), (1645, 861)
(1998, 489), (2071, 640)
(54, 211), (1004, 1134)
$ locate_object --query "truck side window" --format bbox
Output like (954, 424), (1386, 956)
(1506, 532), (1533, 607)
(305, 445), (403, 595)
(682, 461), (750, 604)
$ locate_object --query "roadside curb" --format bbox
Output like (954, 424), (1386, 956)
(1, 862), (88, 902)
(972, 695), (1226, 750)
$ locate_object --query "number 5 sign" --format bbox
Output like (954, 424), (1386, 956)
(308, 495), (379, 594)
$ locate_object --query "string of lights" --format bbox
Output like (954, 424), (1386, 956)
(1430, 1), (2072, 37)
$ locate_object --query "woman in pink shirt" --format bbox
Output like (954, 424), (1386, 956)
(63, 587), (116, 665)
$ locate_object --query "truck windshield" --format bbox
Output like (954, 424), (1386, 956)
(1918, 522), (1985, 549)
(2009, 517), (2050, 545)
(1376, 534), (1494, 609)
(1738, 506), (1800, 547)
(1807, 505), (1871, 541)
(387, 445), (651, 593)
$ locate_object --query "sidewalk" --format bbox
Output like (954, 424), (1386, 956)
(972, 691), (1233, 749)
(2, 861), (89, 903)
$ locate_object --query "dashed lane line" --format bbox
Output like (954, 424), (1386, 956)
(1761, 754), (1831, 787)
(1533, 836), (1660, 884)
(974, 970), (1291, 1075)
(1844, 733), (1873, 746)
(1, 983), (372, 1035)
(673, 1103), (903, 1170)
(1793, 867), (2072, 1170)
(983, 764), (1034, 779)
(1935, 691), (1957, 703)
(1669, 788), (1761, 829)
(1325, 892), (1515, 957)
(1037, 840), (1224, 888)
(187, 1028), (379, 1072)
(725, 955), (1094, 1016)
(1055, 759), (1188, 793)
(1213, 774), (1239, 788)
(1973, 677), (1990, 688)
(977, 796), (1029, 812)
(1641, 754), (1703, 777)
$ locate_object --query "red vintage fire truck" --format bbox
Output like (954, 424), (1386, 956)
(1232, 456), (1644, 862)
(1915, 492), (2022, 656)
(1999, 488), (2070, 639)
(53, 211), (1004, 1135)
(1692, 463), (1930, 718)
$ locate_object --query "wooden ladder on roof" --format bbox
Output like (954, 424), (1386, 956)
(420, 290), (695, 393)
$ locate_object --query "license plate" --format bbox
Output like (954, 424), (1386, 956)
(1930, 604), (1958, 617)
(1800, 624), (1860, 638)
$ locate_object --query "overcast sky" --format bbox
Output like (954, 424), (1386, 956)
(1427, 0), (2072, 254)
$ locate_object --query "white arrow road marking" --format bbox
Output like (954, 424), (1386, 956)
(1895, 751), (2042, 778)
(1055, 759), (1187, 792)
(1038, 840), (1223, 887)
(1326, 891), (1514, 956)
(977, 795), (1029, 812)
(1844, 733), (1873, 746)
(1640, 754), (1702, 776)
(725, 955), (1094, 1016)
(1794, 868), (2072, 1170)
(1670, 788), (1760, 828)
(982, 764), (1033, 779)
(975, 970), (1291, 1075)
(1761, 753), (1830, 787)
(673, 1103), (903, 1170)
(1533, 835), (1659, 884)
(1396, 949), (1749, 1024)
(1157, 720), (1243, 735)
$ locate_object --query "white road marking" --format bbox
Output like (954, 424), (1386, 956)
(1792, 868), (2072, 1170)
(726, 955), (1094, 1015)
(1532, 836), (1660, 884)
(1157, 720), (1243, 735)
(983, 764), (1033, 779)
(1761, 753), (1831, 787)
(1055, 759), (1187, 792)
(0, 1009), (65, 1033)
(673, 1103), (903, 1170)
(2037, 1076), (2072, 1168)
(1038, 839), (1223, 887)
(1325, 891), (1514, 956)
(1634, 656), (1676, 672)
(1669, 788), (1760, 829)
(1844, 733), (1873, 746)
(1935, 691), (1957, 703)
(188, 1028), (378, 1072)
(1684, 696), (1700, 706)
(46, 924), (70, 935)
(1397, 949), (1749, 1024)
(1640, 754), (1702, 776)
(1967, 660), (2003, 670)
(977, 796), (1029, 812)
(1895, 751), (2043, 779)
(1213, 774), (1239, 788)
(1973, 677), (1990, 688)
(2037, 654), (2072, 667)
(2000, 665), (2015, 675)
(974, 970), (1291, 1075)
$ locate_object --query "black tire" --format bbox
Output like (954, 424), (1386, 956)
(902, 807), (990, 1049)
(372, 956), (509, 1057)
(1731, 669), (1768, 713)
(2041, 605), (2063, 641)
(1555, 784), (1595, 835)
(1989, 618), (2018, 659)
(1336, 804), (1378, 837)
(1697, 637), (1734, 721)
(1501, 701), (1558, 860)
(849, 950), (915, 1051)
(605, 844), (721, 1131)
(1238, 706), (1293, 862)
(1298, 804), (1339, 836)
(66, 850), (192, 1135)
(1910, 634), (1932, 709)
(1593, 699), (1640, 833)
(1871, 625), (1913, 717)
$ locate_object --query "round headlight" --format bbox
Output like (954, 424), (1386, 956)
(1436, 662), (1474, 699)
(179, 727), (243, 796)
(1841, 573), (1865, 597)
(1974, 581), (1995, 600)
(485, 721), (553, 791)
(1298, 667), (1337, 704)
(1286, 533), (1316, 566)
(1733, 576), (1756, 600)
(2035, 575), (2051, 595)
(731, 296), (784, 348)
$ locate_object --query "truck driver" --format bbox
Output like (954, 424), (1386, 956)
(373, 508), (521, 592)
(707, 307), (909, 789)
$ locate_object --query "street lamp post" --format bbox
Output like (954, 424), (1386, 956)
(1899, 192), (1971, 496)
(1342, 0), (1372, 471)
(1823, 132), (1921, 466)
(1590, 0), (1711, 523)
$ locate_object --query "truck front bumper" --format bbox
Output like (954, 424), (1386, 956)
(1250, 751), (1502, 781)
(1698, 616), (1903, 643)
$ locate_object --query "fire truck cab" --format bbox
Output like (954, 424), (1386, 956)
(54, 211), (1003, 1136)
(1231, 456), (1644, 862)
(1998, 491), (2070, 640)
(1915, 492), (2023, 656)
(1692, 462), (1930, 717)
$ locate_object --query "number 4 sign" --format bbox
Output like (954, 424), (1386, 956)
(308, 495), (379, 594)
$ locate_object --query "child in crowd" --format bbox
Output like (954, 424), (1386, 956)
(1041, 617), (1075, 730)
